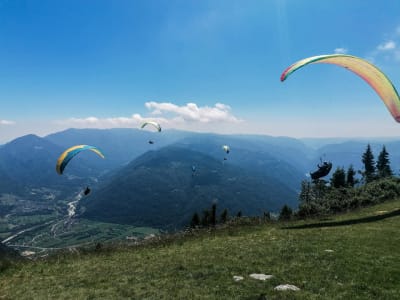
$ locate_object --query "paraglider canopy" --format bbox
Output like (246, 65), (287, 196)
(280, 54), (400, 122)
(141, 121), (161, 132)
(56, 145), (105, 175)
(310, 161), (332, 180)
(222, 145), (230, 154)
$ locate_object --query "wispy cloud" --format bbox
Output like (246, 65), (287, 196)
(334, 47), (348, 54)
(369, 26), (400, 63)
(0, 119), (15, 125)
(377, 40), (396, 51)
(57, 102), (242, 131)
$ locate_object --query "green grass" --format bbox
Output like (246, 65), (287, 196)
(1, 200), (400, 299)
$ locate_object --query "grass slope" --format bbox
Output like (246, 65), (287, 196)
(1, 200), (400, 299)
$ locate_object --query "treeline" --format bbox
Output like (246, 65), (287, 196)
(282, 144), (400, 219)
(188, 144), (400, 226)
(189, 202), (261, 229)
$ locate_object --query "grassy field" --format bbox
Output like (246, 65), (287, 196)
(1, 200), (400, 299)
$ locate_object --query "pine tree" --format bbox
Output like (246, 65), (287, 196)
(299, 180), (312, 204)
(190, 212), (200, 228)
(362, 144), (376, 183)
(279, 204), (292, 220)
(330, 167), (346, 188)
(346, 165), (356, 187)
(220, 208), (228, 223)
(376, 145), (393, 178)
(210, 203), (217, 226)
(201, 210), (210, 227)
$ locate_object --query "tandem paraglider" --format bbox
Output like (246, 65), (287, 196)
(310, 161), (332, 180)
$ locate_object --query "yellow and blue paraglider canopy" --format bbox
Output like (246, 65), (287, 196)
(140, 121), (161, 132)
(280, 54), (400, 122)
(56, 145), (105, 175)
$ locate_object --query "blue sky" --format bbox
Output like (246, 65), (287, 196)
(1, 0), (400, 143)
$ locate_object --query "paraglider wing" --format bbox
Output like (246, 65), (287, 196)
(56, 145), (105, 175)
(141, 121), (161, 132)
(222, 145), (230, 154)
(280, 54), (400, 122)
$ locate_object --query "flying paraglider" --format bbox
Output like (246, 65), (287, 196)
(310, 161), (332, 180)
(280, 54), (400, 122)
(141, 121), (161, 144)
(222, 145), (230, 161)
(192, 165), (196, 176)
(141, 121), (161, 132)
(83, 186), (91, 196)
(222, 145), (230, 154)
(56, 145), (105, 175)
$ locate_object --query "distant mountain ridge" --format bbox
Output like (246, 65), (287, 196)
(1, 128), (400, 229)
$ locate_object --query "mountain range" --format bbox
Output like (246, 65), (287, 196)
(81, 146), (298, 229)
(1, 128), (399, 228)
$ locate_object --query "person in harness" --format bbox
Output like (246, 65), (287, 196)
(310, 161), (332, 180)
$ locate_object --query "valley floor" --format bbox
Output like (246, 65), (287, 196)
(1, 200), (400, 299)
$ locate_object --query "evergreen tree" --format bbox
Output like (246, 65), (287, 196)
(210, 203), (217, 226)
(330, 167), (346, 188)
(362, 144), (376, 183)
(376, 145), (393, 178)
(299, 180), (312, 204)
(201, 210), (210, 227)
(220, 208), (228, 223)
(346, 165), (356, 187)
(236, 211), (242, 218)
(190, 212), (200, 228)
(279, 204), (292, 220)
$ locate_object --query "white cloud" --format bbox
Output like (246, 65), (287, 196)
(0, 120), (15, 125)
(367, 26), (400, 63)
(377, 40), (396, 51)
(56, 102), (242, 132)
(334, 47), (348, 54)
(145, 101), (242, 123)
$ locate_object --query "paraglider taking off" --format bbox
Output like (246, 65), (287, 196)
(281, 54), (400, 122)
(56, 145), (105, 175)
(310, 161), (332, 180)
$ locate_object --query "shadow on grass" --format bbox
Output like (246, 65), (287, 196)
(284, 209), (400, 230)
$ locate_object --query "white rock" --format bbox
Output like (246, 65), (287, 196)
(324, 249), (334, 253)
(249, 273), (273, 281)
(274, 284), (300, 291)
(21, 250), (35, 256)
(233, 276), (244, 282)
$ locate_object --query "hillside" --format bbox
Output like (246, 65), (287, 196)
(81, 146), (298, 229)
(1, 200), (399, 299)
(0, 134), (106, 194)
